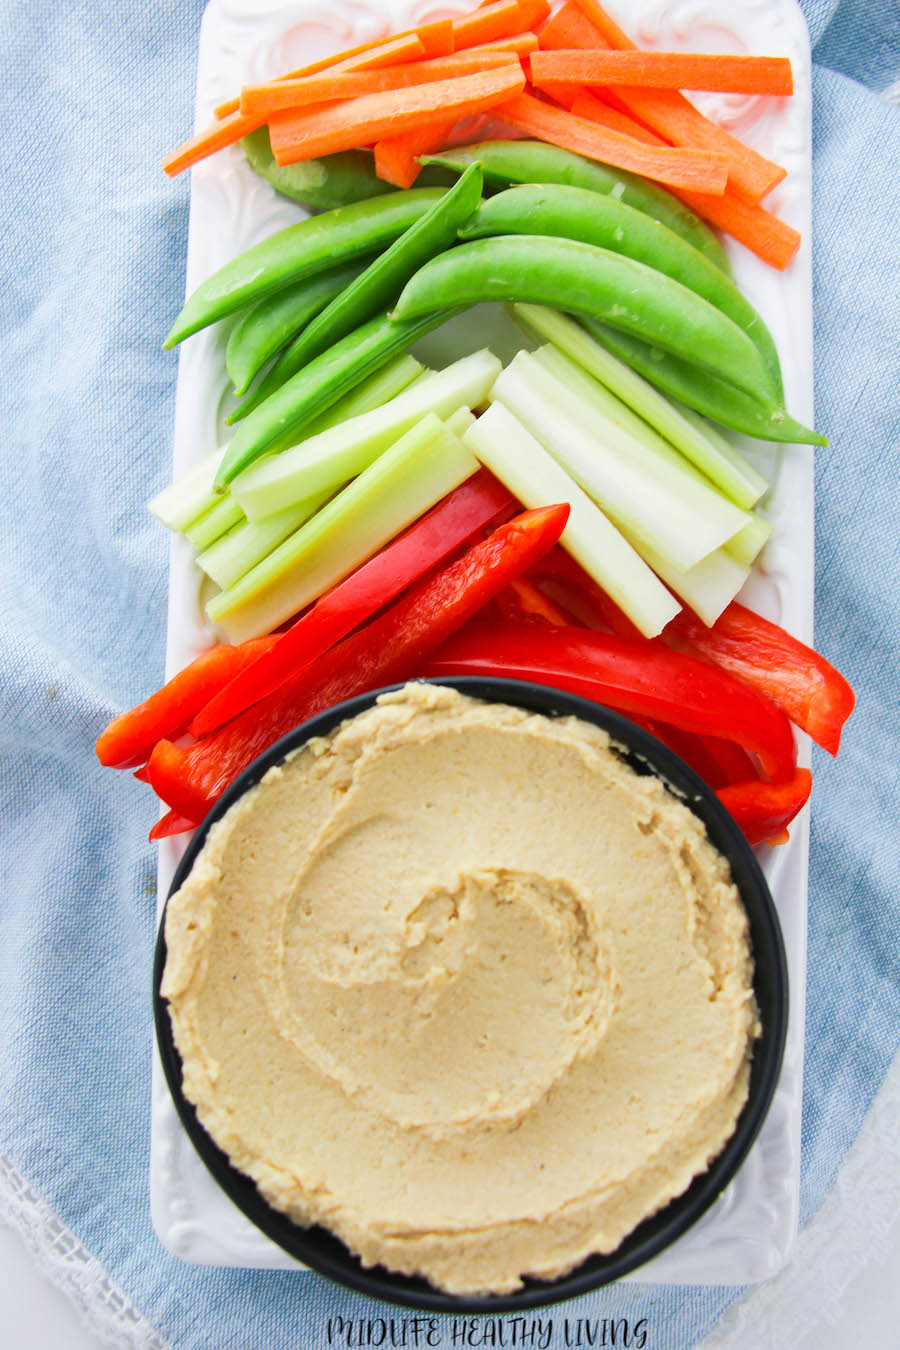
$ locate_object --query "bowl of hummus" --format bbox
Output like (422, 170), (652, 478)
(154, 678), (787, 1310)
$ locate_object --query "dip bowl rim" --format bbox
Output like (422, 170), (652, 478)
(154, 675), (789, 1311)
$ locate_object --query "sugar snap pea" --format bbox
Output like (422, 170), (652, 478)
(391, 236), (778, 405)
(585, 320), (825, 446)
(215, 309), (457, 489)
(242, 126), (394, 211)
(225, 259), (371, 396)
(248, 164), (484, 409)
(164, 189), (447, 350)
(423, 139), (731, 275)
(242, 126), (456, 212)
(459, 185), (783, 397)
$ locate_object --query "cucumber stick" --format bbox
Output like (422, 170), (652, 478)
(208, 409), (478, 642)
(196, 492), (333, 591)
(231, 349), (501, 521)
(492, 354), (750, 573)
(512, 305), (768, 509)
(464, 402), (680, 638)
(147, 447), (225, 533)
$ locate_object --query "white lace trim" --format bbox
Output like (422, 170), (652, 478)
(699, 1046), (900, 1348)
(0, 1153), (170, 1350)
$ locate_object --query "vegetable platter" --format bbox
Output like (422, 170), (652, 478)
(146, 0), (825, 1287)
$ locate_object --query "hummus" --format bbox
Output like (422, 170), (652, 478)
(162, 682), (759, 1295)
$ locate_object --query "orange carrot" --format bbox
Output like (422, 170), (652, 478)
(374, 118), (459, 189)
(491, 91), (730, 193)
(471, 31), (540, 56)
(571, 0), (786, 203)
(211, 31), (431, 120)
(269, 65), (527, 166)
(163, 109), (268, 177)
(530, 49), (793, 95)
(411, 18), (455, 58)
(538, 0), (607, 53)
(240, 52), (521, 117)
(675, 187), (801, 269)
(571, 87), (669, 145)
(452, 0), (550, 51)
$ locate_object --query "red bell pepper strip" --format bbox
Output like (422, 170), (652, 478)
(424, 621), (798, 782)
(498, 575), (571, 626)
(95, 636), (278, 769)
(147, 504), (570, 823)
(149, 810), (197, 842)
(653, 725), (759, 790)
(189, 469), (516, 740)
(717, 768), (812, 846)
(666, 602), (855, 755)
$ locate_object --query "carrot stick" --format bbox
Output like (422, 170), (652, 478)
(411, 18), (455, 58)
(571, 0), (786, 203)
(374, 118), (459, 189)
(212, 31), (430, 120)
(451, 0), (550, 52)
(491, 91), (730, 193)
(531, 49), (794, 96)
(674, 187), (801, 269)
(467, 31), (540, 56)
(571, 87), (671, 144)
(163, 109), (268, 177)
(538, 0), (609, 53)
(268, 65), (527, 166)
(240, 52), (520, 116)
(452, 0), (523, 48)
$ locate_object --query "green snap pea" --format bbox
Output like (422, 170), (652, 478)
(585, 320), (826, 446)
(231, 164), (484, 424)
(459, 185), (783, 399)
(242, 127), (394, 211)
(391, 236), (778, 406)
(242, 127), (457, 212)
(225, 259), (371, 396)
(164, 188), (446, 350)
(423, 140), (731, 276)
(215, 309), (457, 489)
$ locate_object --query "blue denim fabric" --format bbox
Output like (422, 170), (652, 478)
(0, 2), (897, 1346)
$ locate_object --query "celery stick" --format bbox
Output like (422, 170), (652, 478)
(208, 413), (479, 642)
(231, 350), (501, 521)
(628, 533), (749, 627)
(147, 447), (225, 533)
(723, 511), (773, 567)
(512, 305), (768, 510)
(492, 353), (750, 572)
(196, 491), (333, 591)
(464, 403), (679, 637)
(149, 356), (423, 541)
(184, 495), (245, 552)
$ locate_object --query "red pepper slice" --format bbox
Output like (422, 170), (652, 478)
(149, 810), (197, 842)
(189, 470), (516, 740)
(666, 602), (855, 755)
(95, 636), (277, 768)
(498, 575), (571, 626)
(425, 621), (797, 782)
(717, 768), (812, 845)
(148, 504), (569, 822)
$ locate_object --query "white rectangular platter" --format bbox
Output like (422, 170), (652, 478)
(150, 0), (815, 1286)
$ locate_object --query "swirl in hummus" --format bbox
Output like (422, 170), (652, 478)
(162, 681), (759, 1296)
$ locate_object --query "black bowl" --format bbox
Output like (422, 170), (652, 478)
(154, 676), (788, 1311)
